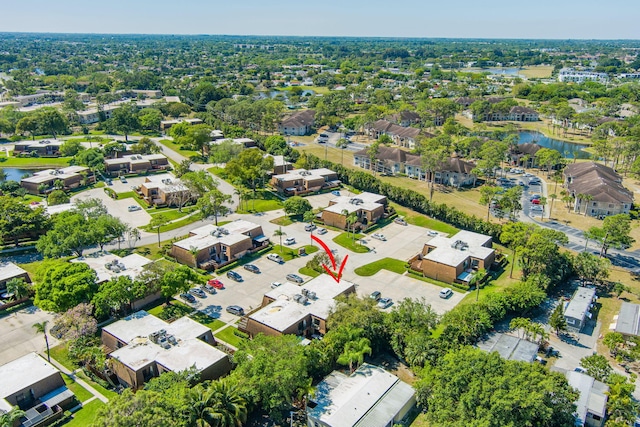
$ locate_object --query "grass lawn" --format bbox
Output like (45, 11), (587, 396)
(270, 215), (295, 226)
(519, 65), (554, 79)
(410, 413), (431, 427)
(147, 299), (193, 319)
(299, 266), (321, 278)
(391, 203), (459, 236)
(354, 258), (407, 276)
(268, 244), (319, 261)
(279, 86), (331, 95)
(333, 232), (369, 253)
(141, 210), (202, 233)
(63, 374), (93, 402)
(237, 191), (284, 214)
(215, 326), (248, 348)
(75, 371), (119, 400)
(149, 206), (197, 221)
(49, 343), (77, 372)
(157, 139), (200, 158)
(134, 237), (184, 260)
(0, 155), (71, 168)
(66, 399), (105, 426)
(190, 311), (226, 332)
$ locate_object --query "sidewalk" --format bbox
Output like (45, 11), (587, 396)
(48, 356), (109, 403)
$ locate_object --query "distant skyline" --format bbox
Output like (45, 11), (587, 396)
(2, 0), (639, 40)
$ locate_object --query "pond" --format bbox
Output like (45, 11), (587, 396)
(2, 168), (34, 182)
(518, 131), (591, 159)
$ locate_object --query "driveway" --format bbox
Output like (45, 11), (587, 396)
(353, 270), (466, 315)
(72, 187), (152, 229)
(0, 306), (59, 365)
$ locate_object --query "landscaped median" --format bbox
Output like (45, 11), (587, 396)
(353, 258), (407, 276)
(332, 232), (369, 253)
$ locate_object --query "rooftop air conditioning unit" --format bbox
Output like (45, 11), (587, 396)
(293, 294), (303, 303)
(299, 296), (308, 305)
(308, 291), (317, 300)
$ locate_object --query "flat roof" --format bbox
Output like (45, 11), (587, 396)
(106, 311), (227, 373)
(325, 192), (386, 214)
(71, 252), (152, 284)
(615, 302), (640, 336)
(141, 173), (186, 192)
(565, 287), (596, 321)
(173, 220), (261, 251)
(0, 261), (28, 283)
(0, 353), (61, 399)
(566, 371), (609, 423)
(476, 333), (538, 362)
(252, 276), (355, 332)
(21, 166), (89, 184)
(308, 363), (415, 427)
(424, 231), (494, 267)
(272, 168), (336, 182)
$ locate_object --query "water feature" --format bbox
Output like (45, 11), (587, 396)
(2, 168), (34, 182)
(518, 131), (591, 159)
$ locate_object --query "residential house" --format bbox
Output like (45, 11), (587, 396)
(389, 110), (421, 127)
(170, 220), (268, 270)
(612, 302), (640, 338)
(13, 140), (63, 157)
(139, 174), (192, 207)
(564, 162), (633, 217)
(160, 118), (203, 132)
(102, 311), (231, 390)
(559, 68), (608, 83)
(409, 230), (495, 285)
(476, 333), (539, 362)
(20, 166), (94, 194)
(0, 262), (31, 295)
(270, 168), (339, 196)
(432, 156), (477, 188)
(242, 275), (356, 338)
(510, 142), (542, 168)
(565, 371), (608, 427)
(563, 287), (597, 332)
(321, 192), (388, 231)
(306, 363), (416, 427)
(269, 155), (293, 175)
(278, 110), (315, 136)
(0, 353), (76, 427)
(465, 105), (539, 122)
(104, 154), (169, 176)
(210, 137), (256, 148)
(365, 119), (426, 149)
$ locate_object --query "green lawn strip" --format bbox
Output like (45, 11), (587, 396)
(214, 326), (247, 348)
(49, 343), (77, 372)
(0, 156), (72, 168)
(354, 258), (407, 276)
(236, 198), (283, 214)
(267, 244), (318, 261)
(392, 203), (459, 236)
(299, 267), (321, 278)
(146, 299), (193, 319)
(270, 216), (295, 226)
(333, 233), (369, 253)
(189, 311), (226, 331)
(63, 374), (93, 402)
(66, 399), (105, 426)
(149, 207), (196, 221)
(75, 371), (118, 400)
(157, 139), (199, 158)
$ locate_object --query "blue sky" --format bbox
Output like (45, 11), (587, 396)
(2, 0), (638, 39)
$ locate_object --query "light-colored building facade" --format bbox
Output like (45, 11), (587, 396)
(101, 311), (231, 390)
(13, 140), (63, 157)
(564, 287), (597, 332)
(278, 110), (315, 136)
(20, 166), (94, 194)
(104, 154), (169, 176)
(559, 68), (608, 83)
(566, 371), (608, 427)
(139, 174), (192, 207)
(270, 168), (339, 196)
(321, 192), (388, 231)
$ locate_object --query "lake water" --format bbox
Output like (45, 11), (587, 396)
(2, 168), (33, 182)
(518, 131), (591, 159)
(466, 67), (522, 76)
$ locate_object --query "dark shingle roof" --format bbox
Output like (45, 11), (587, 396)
(565, 162), (633, 204)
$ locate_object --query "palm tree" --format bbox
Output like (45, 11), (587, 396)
(273, 226), (286, 254)
(336, 138), (349, 166)
(209, 380), (248, 427)
(6, 278), (30, 300)
(33, 321), (50, 362)
(189, 246), (200, 268)
(186, 384), (219, 427)
(149, 214), (168, 247)
(337, 337), (372, 373)
(582, 194), (594, 216)
(549, 193), (557, 219)
(0, 407), (26, 427)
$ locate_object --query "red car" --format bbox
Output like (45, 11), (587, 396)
(207, 279), (224, 289)
(531, 199), (541, 205)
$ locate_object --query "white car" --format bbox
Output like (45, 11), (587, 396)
(427, 230), (438, 237)
(270, 281), (282, 289)
(377, 298), (393, 309)
(439, 288), (453, 299)
(530, 205), (544, 212)
(284, 237), (296, 245)
(371, 233), (386, 241)
(316, 227), (328, 235)
(267, 253), (284, 263)
(127, 205), (141, 212)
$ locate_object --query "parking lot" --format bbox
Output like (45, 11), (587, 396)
(353, 270), (466, 314)
(0, 306), (59, 365)
(71, 186), (152, 228)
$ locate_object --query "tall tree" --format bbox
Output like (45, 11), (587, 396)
(273, 227), (286, 253)
(149, 214), (169, 247)
(111, 102), (140, 141)
(32, 321), (51, 362)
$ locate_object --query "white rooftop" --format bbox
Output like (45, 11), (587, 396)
(308, 363), (415, 427)
(21, 166), (89, 184)
(251, 276), (354, 332)
(105, 153), (167, 165)
(566, 371), (608, 423)
(0, 262), (28, 284)
(106, 311), (226, 373)
(141, 173), (186, 192)
(71, 252), (152, 284)
(564, 287), (596, 322)
(272, 168), (336, 182)
(173, 220), (262, 251)
(0, 353), (61, 399)
(324, 192), (386, 214)
(424, 230), (494, 267)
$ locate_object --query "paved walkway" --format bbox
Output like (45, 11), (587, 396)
(48, 356), (109, 403)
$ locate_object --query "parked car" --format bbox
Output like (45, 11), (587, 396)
(304, 224), (316, 232)
(331, 190), (341, 196)
(270, 281), (282, 289)
(189, 287), (206, 299)
(226, 305), (245, 316)
(531, 198), (541, 205)
(284, 237), (296, 245)
(243, 264), (260, 274)
(371, 233), (386, 241)
(180, 293), (196, 303)
(530, 194), (541, 201)
(370, 291), (381, 301)
(394, 217), (407, 225)
(207, 279), (224, 289)
(127, 205), (141, 212)
(286, 273), (304, 283)
(523, 173), (534, 177)
(267, 253), (284, 263)
(530, 205), (544, 212)
(106, 179), (113, 185)
(574, 367), (588, 374)
(377, 298), (393, 309)
(226, 271), (243, 282)
(439, 288), (453, 299)
(316, 227), (328, 235)
(427, 230), (438, 237)
(201, 284), (217, 294)
(529, 179), (541, 185)
(119, 176), (128, 183)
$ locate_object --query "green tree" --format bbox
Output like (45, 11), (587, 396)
(367, 140), (380, 175)
(59, 139), (84, 156)
(535, 147), (562, 176)
(173, 159), (193, 178)
(149, 214), (169, 247)
(273, 227), (286, 253)
(264, 135), (288, 155)
(160, 265), (200, 304)
(74, 148), (105, 172)
(549, 304), (567, 335)
(479, 185), (501, 221)
(36, 211), (97, 257)
(5, 277), (30, 300)
(384, 298), (438, 360)
(130, 136), (161, 154)
(590, 214), (635, 257)
(283, 196), (312, 218)
(500, 222), (535, 278)
(606, 373), (639, 425)
(35, 107), (69, 138)
(0, 407), (26, 427)
(226, 149), (274, 205)
(573, 251), (611, 284)
(32, 321), (51, 362)
(178, 124), (213, 156)
(187, 380), (248, 427)
(0, 196), (50, 246)
(93, 388), (188, 427)
(47, 189), (70, 206)
(337, 336), (372, 373)
(34, 260), (98, 313)
(138, 108), (163, 131)
(15, 115), (38, 140)
(603, 332), (625, 357)
(579, 354), (613, 383)
(111, 102), (140, 141)
(419, 138), (449, 201)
